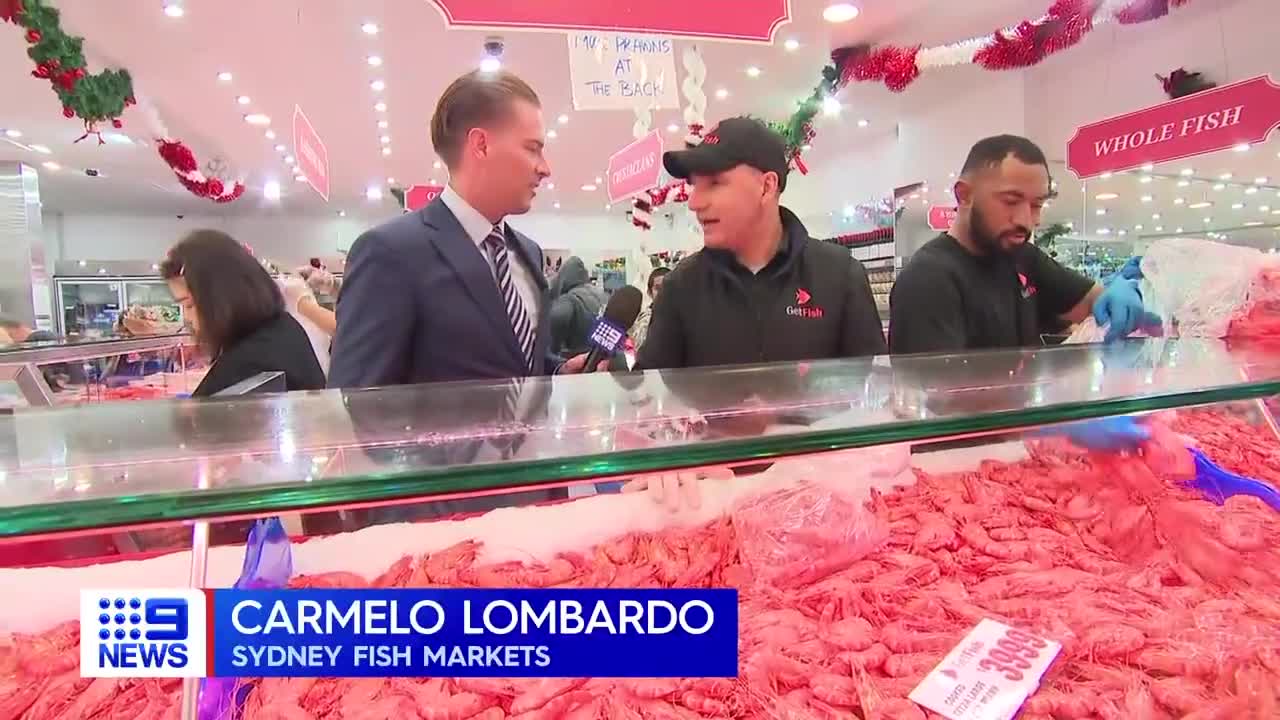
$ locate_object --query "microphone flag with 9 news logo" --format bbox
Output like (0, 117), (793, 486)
(81, 588), (738, 678)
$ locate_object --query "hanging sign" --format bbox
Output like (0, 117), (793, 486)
(607, 131), (664, 203)
(404, 185), (445, 212)
(292, 106), (329, 202)
(569, 33), (679, 111)
(1067, 75), (1280, 179)
(426, 0), (790, 43)
(928, 205), (958, 231)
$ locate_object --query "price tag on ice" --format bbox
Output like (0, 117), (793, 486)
(908, 618), (1061, 720)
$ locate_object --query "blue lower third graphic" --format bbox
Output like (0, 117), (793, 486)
(210, 588), (738, 678)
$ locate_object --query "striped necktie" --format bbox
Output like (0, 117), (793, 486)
(484, 226), (536, 372)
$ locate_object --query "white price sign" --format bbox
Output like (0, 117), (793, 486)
(567, 32), (680, 111)
(909, 619), (1062, 720)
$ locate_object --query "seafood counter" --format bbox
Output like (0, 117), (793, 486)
(2, 403), (1279, 719)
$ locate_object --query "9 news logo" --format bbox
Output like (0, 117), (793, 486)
(80, 589), (207, 678)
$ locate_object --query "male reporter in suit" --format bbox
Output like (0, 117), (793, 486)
(329, 69), (592, 389)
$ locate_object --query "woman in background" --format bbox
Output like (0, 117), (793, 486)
(160, 229), (325, 396)
(629, 266), (670, 350)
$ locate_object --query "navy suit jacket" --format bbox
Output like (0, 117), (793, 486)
(328, 198), (558, 389)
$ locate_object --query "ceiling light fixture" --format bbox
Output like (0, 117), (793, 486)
(1118, 230), (1128, 236)
(381, 147), (391, 156)
(285, 155), (296, 165)
(162, 2), (184, 18)
(480, 56), (501, 72)
(1177, 180), (1191, 187)
(1095, 208), (1107, 215)
(366, 186), (383, 201)
(1233, 203), (1245, 210)
(1220, 173), (1234, 180)
(746, 66), (761, 78)
(1257, 177), (1270, 185)
(294, 175), (307, 183)
(1097, 228), (1112, 235)
(217, 71), (232, 82)
(547, 183), (555, 190)
(1152, 213), (1161, 219)
(29, 144), (50, 154)
(1203, 217), (1213, 223)
(1245, 221), (1265, 226)
(374, 102), (387, 112)
(546, 130), (557, 139)
(667, 123), (679, 133)
(1100, 172), (1113, 179)
(823, 3), (860, 23)
(1234, 143), (1251, 152)
(1262, 205), (1272, 212)
(274, 144), (286, 152)
(1174, 197), (1186, 205)
(715, 88), (729, 100)
(581, 184), (597, 191)
(41, 161), (60, 171)
(263, 181), (281, 201)
(3, 129), (20, 138)
(338, 210), (346, 217)
(367, 56), (383, 67)
(361, 22), (379, 35)
(433, 161), (442, 170)
(243, 113), (271, 125)
(784, 39), (800, 51)
(264, 130), (276, 140)
(1141, 195), (1153, 203)
(1155, 226), (1164, 232)
(1246, 187), (1259, 195)
(558, 114), (569, 124)
(822, 95), (841, 117)
(1180, 168), (1195, 176)
(1095, 193), (1119, 200)
(1135, 225), (1144, 231)
(1176, 227), (1184, 233)
(554, 202), (561, 209)
(1141, 163), (1154, 172)
(1189, 201), (1212, 209)
(1213, 183), (1226, 191)
(1139, 176), (1153, 184)
(380, 135), (391, 144)
(370, 80), (385, 91)
(857, 119), (869, 128)
(377, 120), (389, 129)
(236, 95), (250, 105)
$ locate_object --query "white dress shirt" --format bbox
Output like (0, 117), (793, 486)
(440, 185), (542, 326)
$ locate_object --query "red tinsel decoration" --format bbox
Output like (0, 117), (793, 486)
(158, 139), (246, 203)
(157, 139), (199, 174)
(974, 0), (1099, 70)
(0, 0), (22, 23)
(1116, 0), (1189, 24)
(842, 44), (922, 92)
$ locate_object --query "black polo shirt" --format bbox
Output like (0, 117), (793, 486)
(889, 233), (1094, 355)
(635, 207), (887, 370)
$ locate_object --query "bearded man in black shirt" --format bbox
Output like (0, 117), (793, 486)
(889, 135), (1160, 354)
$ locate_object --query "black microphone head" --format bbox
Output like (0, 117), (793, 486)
(603, 285), (644, 331)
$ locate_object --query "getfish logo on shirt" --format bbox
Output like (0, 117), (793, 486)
(80, 589), (208, 677)
(1018, 272), (1038, 300)
(786, 287), (825, 319)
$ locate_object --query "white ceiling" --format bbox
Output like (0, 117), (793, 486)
(0, 0), (1051, 217)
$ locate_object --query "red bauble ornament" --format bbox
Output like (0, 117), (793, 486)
(206, 178), (225, 197)
(125, 96), (136, 107)
(48, 58), (60, 70)
(73, 67), (85, 79)
(25, 28), (40, 43)
(62, 106), (74, 118)
(112, 119), (123, 129)
(31, 63), (50, 79)
(56, 71), (76, 90)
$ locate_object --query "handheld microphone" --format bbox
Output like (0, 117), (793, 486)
(583, 285), (643, 373)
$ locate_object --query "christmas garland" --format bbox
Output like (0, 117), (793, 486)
(822, 226), (894, 248)
(2, 0), (134, 141)
(157, 139), (246, 204)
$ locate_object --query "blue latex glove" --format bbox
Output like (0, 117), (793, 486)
(1118, 256), (1144, 281)
(1034, 416), (1151, 451)
(1093, 278), (1162, 342)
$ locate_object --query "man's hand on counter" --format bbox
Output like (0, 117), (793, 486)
(621, 467), (735, 512)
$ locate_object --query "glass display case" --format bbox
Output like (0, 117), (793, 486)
(0, 334), (203, 409)
(54, 275), (182, 338)
(2, 339), (1279, 718)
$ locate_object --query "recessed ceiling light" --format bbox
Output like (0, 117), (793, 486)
(294, 173), (306, 182)
(784, 39), (800, 51)
(285, 155), (296, 165)
(667, 123), (679, 133)
(479, 56), (501, 73)
(162, 3), (184, 18)
(387, 177), (396, 185)
(857, 119), (869, 128)
(274, 144), (286, 152)
(1100, 172), (1113, 179)
(1180, 168), (1195, 176)
(374, 102), (387, 112)
(1176, 227), (1184, 232)
(1189, 201), (1212, 209)
(41, 161), (60, 171)
(547, 130), (558, 139)
(1246, 187), (1259, 195)
(1141, 195), (1153, 203)
(1139, 176), (1153, 184)
(1155, 226), (1164, 231)
(380, 135), (391, 144)
(1118, 229), (1128, 236)
(1097, 228), (1112, 235)
(1135, 225), (1144, 231)
(554, 202), (561, 209)
(1095, 193), (1119, 200)
(338, 210), (346, 217)
(581, 184), (597, 191)
(217, 71), (232, 82)
(715, 88), (729, 100)
(547, 182), (555, 190)
(1261, 205), (1272, 212)
(1095, 208), (1107, 215)
(1152, 213), (1161, 219)
(1213, 183), (1227, 191)
(746, 66), (761, 78)
(595, 176), (603, 184)
(1234, 143), (1251, 152)
(3, 129), (20, 138)
(1245, 221), (1265, 226)
(1141, 163), (1154, 172)
(1174, 198), (1186, 205)
(236, 95), (250, 105)
(1272, 209), (1280, 215)
(433, 161), (442, 170)
(1203, 217), (1213, 223)
(264, 130), (276, 140)
(1233, 202), (1245, 210)
(367, 56), (383, 67)
(558, 114), (569, 125)
(1256, 177), (1270, 185)
(263, 181), (281, 201)
(370, 80), (386, 92)
(377, 120), (389, 129)
(823, 3), (860, 23)
(29, 144), (50, 154)
(822, 96), (841, 116)
(381, 147), (391, 156)
(243, 113), (271, 126)
(361, 21), (379, 34)
(1177, 180), (1191, 187)
(366, 186), (383, 201)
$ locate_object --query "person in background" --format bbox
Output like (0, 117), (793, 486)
(636, 116), (887, 371)
(0, 316), (56, 344)
(629, 266), (670, 350)
(328, 69), (599, 389)
(281, 273), (336, 376)
(548, 256), (607, 357)
(160, 230), (325, 396)
(889, 135), (1160, 354)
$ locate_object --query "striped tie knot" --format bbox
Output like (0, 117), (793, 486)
(483, 225), (536, 373)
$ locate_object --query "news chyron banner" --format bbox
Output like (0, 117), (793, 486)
(81, 588), (737, 678)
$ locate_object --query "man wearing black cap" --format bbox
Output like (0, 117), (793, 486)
(634, 116), (887, 371)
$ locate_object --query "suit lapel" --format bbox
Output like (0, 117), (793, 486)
(421, 200), (524, 367)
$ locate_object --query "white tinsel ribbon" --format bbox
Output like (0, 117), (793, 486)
(681, 45), (707, 146)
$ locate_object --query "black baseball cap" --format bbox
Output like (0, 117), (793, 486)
(663, 116), (790, 191)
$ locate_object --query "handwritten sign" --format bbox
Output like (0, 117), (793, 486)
(568, 33), (679, 111)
